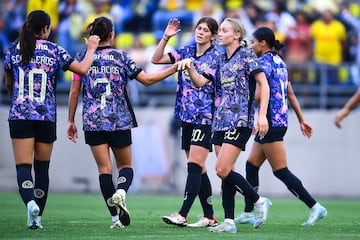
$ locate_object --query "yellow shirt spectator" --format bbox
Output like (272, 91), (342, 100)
(310, 17), (346, 65)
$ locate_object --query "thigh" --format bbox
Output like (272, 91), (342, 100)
(262, 141), (287, 171)
(90, 144), (112, 174)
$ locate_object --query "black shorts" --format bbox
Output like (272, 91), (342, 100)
(84, 130), (132, 147)
(212, 127), (252, 151)
(255, 127), (287, 144)
(181, 121), (212, 151)
(8, 120), (57, 143)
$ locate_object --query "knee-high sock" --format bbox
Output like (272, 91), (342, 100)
(225, 171), (259, 204)
(179, 163), (202, 218)
(244, 161), (260, 212)
(222, 179), (236, 219)
(116, 167), (133, 192)
(34, 160), (50, 216)
(198, 172), (214, 219)
(16, 164), (34, 206)
(99, 174), (117, 216)
(274, 167), (316, 208)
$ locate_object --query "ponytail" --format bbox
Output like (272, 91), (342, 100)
(19, 10), (51, 64)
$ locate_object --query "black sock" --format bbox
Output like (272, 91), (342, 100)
(244, 161), (259, 212)
(99, 174), (117, 216)
(16, 164), (34, 205)
(225, 171), (259, 204)
(198, 173), (214, 219)
(116, 167), (133, 192)
(222, 179), (236, 219)
(34, 160), (49, 216)
(179, 163), (202, 218)
(274, 167), (316, 208)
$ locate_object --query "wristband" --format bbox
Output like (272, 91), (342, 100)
(162, 36), (169, 41)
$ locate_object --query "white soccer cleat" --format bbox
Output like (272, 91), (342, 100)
(188, 216), (218, 227)
(27, 200), (40, 230)
(235, 212), (255, 224)
(112, 189), (130, 226)
(110, 220), (125, 229)
(302, 203), (327, 226)
(208, 219), (236, 233)
(162, 212), (187, 227)
(253, 197), (272, 229)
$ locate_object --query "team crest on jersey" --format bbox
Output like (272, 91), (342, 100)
(200, 62), (209, 71)
(22, 180), (33, 189)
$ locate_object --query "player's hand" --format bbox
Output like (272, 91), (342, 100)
(257, 115), (269, 139)
(177, 58), (193, 71)
(164, 18), (181, 39)
(300, 121), (313, 138)
(84, 35), (100, 51)
(66, 122), (78, 143)
(334, 109), (349, 128)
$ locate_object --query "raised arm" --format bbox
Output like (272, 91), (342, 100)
(136, 63), (178, 86)
(68, 35), (100, 75)
(151, 18), (181, 64)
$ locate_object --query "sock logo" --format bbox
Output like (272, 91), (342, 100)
(235, 185), (244, 194)
(184, 192), (188, 201)
(22, 180), (33, 189)
(34, 188), (45, 198)
(107, 197), (116, 207)
(206, 196), (213, 205)
(117, 177), (126, 184)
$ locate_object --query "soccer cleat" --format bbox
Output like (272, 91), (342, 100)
(253, 197), (272, 229)
(27, 200), (40, 230)
(110, 220), (125, 229)
(112, 189), (131, 226)
(302, 203), (327, 226)
(188, 216), (218, 227)
(208, 219), (236, 233)
(34, 216), (43, 229)
(162, 212), (187, 227)
(235, 212), (255, 224)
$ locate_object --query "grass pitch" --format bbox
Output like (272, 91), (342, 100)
(0, 192), (359, 239)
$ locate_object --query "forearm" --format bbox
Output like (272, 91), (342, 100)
(139, 65), (177, 86)
(151, 38), (169, 64)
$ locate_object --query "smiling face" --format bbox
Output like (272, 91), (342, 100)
(218, 20), (241, 47)
(194, 22), (216, 45)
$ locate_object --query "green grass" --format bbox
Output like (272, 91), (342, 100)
(1, 192), (359, 239)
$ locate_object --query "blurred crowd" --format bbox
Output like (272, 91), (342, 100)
(0, 0), (360, 86)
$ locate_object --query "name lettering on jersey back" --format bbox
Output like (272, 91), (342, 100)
(88, 65), (120, 75)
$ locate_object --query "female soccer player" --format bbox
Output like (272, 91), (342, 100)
(151, 17), (220, 227)
(177, 18), (272, 233)
(66, 16), (178, 229)
(5, 10), (99, 229)
(234, 27), (327, 226)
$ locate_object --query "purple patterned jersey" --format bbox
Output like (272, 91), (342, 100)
(169, 45), (221, 125)
(75, 46), (142, 131)
(212, 46), (263, 131)
(259, 52), (288, 127)
(5, 39), (74, 122)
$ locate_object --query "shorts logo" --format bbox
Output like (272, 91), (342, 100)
(224, 129), (240, 141)
(34, 188), (45, 198)
(117, 177), (126, 184)
(191, 129), (205, 142)
(22, 180), (33, 189)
